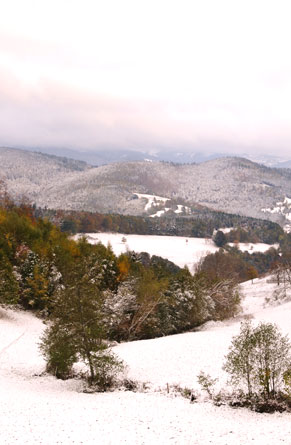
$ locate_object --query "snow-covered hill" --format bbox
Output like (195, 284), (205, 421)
(0, 275), (290, 444)
(1, 147), (291, 224)
(0, 146), (89, 203)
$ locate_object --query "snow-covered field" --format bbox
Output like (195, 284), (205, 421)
(79, 233), (276, 272)
(83, 233), (218, 271)
(1, 276), (291, 444)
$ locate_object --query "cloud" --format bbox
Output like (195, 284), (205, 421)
(0, 69), (290, 156)
(0, 0), (291, 156)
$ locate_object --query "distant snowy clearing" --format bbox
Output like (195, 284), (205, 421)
(228, 242), (279, 253)
(0, 276), (290, 444)
(78, 233), (277, 271)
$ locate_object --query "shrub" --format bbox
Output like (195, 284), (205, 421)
(224, 321), (291, 398)
(40, 323), (77, 379)
(197, 371), (218, 398)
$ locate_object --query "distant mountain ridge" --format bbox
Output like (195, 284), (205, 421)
(7, 145), (291, 168)
(0, 147), (291, 226)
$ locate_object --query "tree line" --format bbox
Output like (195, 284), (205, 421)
(35, 206), (284, 244)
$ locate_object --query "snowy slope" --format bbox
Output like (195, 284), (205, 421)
(115, 277), (291, 389)
(0, 275), (291, 444)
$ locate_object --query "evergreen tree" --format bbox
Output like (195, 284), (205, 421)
(40, 257), (123, 388)
(213, 230), (227, 247)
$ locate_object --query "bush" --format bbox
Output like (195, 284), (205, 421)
(223, 321), (291, 398)
(197, 371), (218, 399)
(40, 323), (77, 379)
(87, 349), (124, 391)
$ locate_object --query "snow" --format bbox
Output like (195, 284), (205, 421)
(133, 193), (170, 211)
(175, 204), (183, 214)
(148, 205), (191, 217)
(174, 204), (191, 214)
(115, 276), (291, 390)
(78, 233), (219, 271)
(228, 242), (279, 253)
(262, 196), (291, 227)
(76, 233), (278, 272)
(216, 227), (233, 233)
(132, 193), (190, 218)
(1, 275), (291, 444)
(149, 207), (170, 218)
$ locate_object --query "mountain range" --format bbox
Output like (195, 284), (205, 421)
(1, 147), (291, 226)
(7, 146), (291, 168)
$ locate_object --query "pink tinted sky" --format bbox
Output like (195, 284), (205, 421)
(0, 0), (290, 156)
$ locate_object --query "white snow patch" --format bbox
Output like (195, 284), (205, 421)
(133, 193), (170, 211)
(218, 227), (234, 233)
(149, 207), (170, 218)
(175, 204), (184, 214)
(229, 242), (279, 253)
(262, 196), (291, 226)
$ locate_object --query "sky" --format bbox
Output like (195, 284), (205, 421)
(0, 0), (290, 157)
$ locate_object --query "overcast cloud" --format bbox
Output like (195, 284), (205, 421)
(0, 0), (290, 156)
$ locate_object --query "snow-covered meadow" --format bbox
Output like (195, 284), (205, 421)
(1, 274), (291, 444)
(79, 232), (276, 272)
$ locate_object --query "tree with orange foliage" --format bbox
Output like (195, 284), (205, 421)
(117, 254), (130, 282)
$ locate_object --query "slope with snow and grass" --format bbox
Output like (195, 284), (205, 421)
(0, 273), (291, 444)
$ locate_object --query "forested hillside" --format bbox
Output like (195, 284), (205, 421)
(1, 147), (291, 225)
